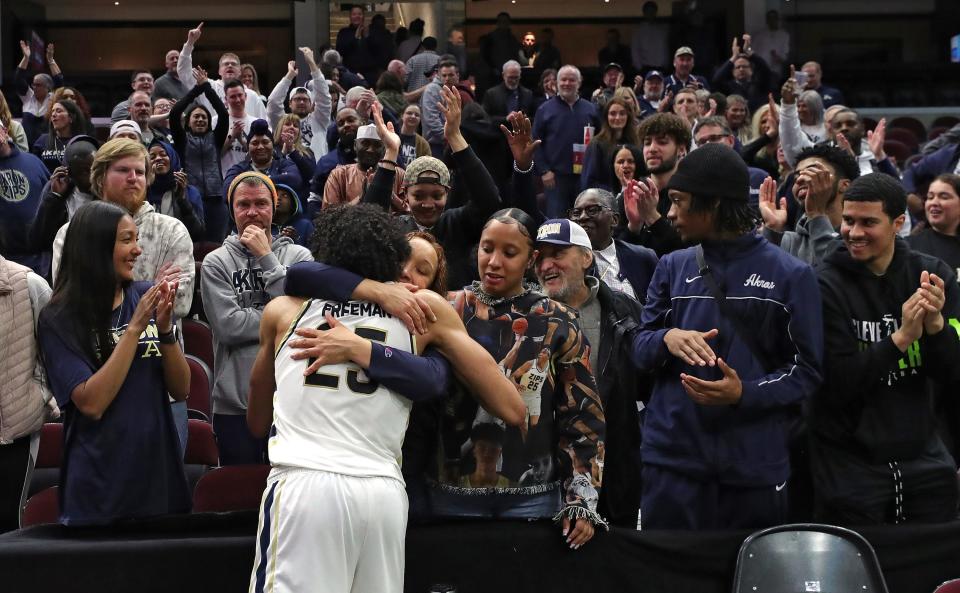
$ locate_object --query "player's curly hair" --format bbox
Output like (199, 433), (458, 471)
(310, 205), (411, 282)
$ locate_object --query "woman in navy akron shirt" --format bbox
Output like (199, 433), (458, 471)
(38, 201), (191, 525)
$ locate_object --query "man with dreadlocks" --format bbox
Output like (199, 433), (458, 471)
(629, 143), (824, 530)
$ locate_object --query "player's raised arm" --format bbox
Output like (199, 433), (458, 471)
(418, 291), (527, 427)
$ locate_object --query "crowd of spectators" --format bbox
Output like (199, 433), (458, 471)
(1, 3), (959, 556)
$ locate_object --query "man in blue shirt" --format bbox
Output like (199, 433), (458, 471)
(630, 143), (824, 530)
(0, 121), (50, 277)
(532, 65), (599, 218)
(664, 47), (709, 97)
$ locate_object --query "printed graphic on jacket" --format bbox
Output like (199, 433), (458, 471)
(852, 314), (923, 386)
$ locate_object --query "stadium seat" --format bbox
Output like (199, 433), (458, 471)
(883, 139), (911, 167)
(26, 423), (63, 498)
(192, 464), (271, 513)
(182, 318), (214, 374)
(928, 126), (949, 142)
(189, 260), (206, 321)
(932, 115), (960, 130)
(934, 579), (960, 593)
(732, 523), (889, 593)
(184, 354), (212, 422)
(888, 116), (927, 142)
(885, 128), (920, 153)
(184, 419), (219, 466)
(21, 486), (59, 528)
(193, 241), (221, 263)
(183, 418), (219, 495)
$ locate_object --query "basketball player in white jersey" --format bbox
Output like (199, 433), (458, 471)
(246, 205), (525, 593)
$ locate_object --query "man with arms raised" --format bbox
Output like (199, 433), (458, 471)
(177, 22), (267, 125)
(247, 204), (524, 593)
(266, 47), (332, 160)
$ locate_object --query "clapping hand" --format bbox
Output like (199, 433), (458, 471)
(758, 176), (788, 232)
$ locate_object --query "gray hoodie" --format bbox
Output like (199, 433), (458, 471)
(763, 213), (839, 266)
(200, 234), (312, 415)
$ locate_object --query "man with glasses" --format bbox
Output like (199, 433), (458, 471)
(711, 36), (773, 112)
(176, 22), (268, 127)
(533, 217), (650, 527)
(110, 70), (156, 124)
(569, 188), (658, 300)
(693, 116), (768, 207)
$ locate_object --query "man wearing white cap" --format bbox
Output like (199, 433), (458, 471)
(533, 217), (649, 528)
(109, 120), (143, 142)
(322, 123), (405, 212)
(266, 47), (332, 160)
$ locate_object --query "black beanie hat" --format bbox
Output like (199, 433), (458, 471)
(666, 143), (749, 202)
(246, 118), (272, 141)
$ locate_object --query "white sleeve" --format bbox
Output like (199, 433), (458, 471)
(245, 88), (268, 120)
(310, 69), (332, 131)
(178, 42), (197, 92)
(778, 101), (813, 168)
(50, 223), (68, 286)
(267, 77), (292, 130)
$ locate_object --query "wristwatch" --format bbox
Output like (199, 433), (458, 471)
(157, 326), (178, 344)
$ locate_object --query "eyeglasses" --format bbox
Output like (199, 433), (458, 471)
(696, 133), (730, 144)
(567, 204), (609, 219)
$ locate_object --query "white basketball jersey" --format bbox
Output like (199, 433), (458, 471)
(270, 299), (417, 482)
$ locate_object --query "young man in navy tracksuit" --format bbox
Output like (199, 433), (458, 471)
(630, 143), (824, 530)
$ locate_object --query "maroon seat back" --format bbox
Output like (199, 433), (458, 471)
(184, 355), (212, 422)
(192, 465), (271, 513)
(21, 486), (59, 527)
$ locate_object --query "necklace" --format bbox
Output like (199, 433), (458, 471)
(469, 280), (538, 307)
(113, 289), (125, 329)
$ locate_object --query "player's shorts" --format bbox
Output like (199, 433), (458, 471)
(249, 466), (408, 593)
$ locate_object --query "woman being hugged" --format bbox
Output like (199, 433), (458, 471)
(38, 201), (191, 525)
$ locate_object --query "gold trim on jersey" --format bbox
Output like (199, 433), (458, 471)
(275, 299), (313, 359)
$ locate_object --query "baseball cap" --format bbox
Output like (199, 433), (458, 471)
(403, 156), (450, 187)
(535, 219), (592, 249)
(674, 46), (695, 58)
(603, 62), (623, 74)
(645, 70), (664, 81)
(288, 86), (310, 101)
(109, 120), (142, 140)
(356, 124), (380, 142)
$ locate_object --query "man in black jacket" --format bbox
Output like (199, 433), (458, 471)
(482, 60), (535, 119)
(534, 218), (649, 527)
(813, 173), (960, 525)
(363, 85), (502, 290)
(572, 188), (658, 301)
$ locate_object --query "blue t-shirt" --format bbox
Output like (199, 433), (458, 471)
(38, 282), (190, 525)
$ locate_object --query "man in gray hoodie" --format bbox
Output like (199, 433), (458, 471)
(201, 171), (312, 464)
(760, 143), (859, 266)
